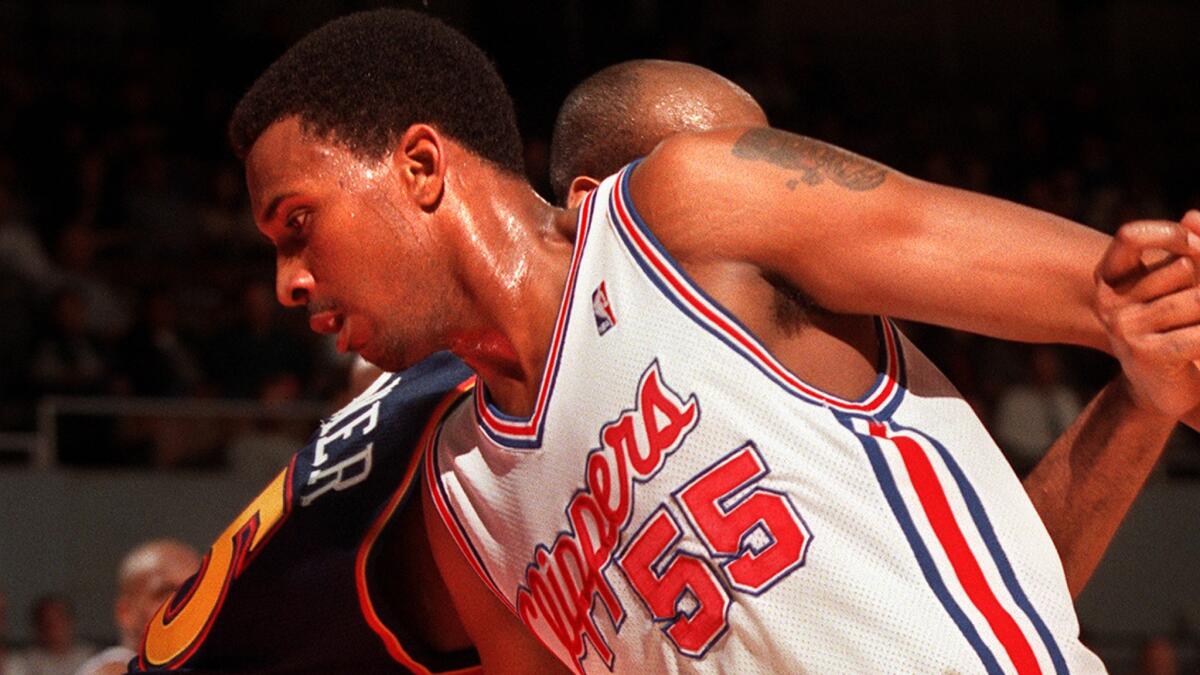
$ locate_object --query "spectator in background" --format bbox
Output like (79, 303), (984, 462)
(993, 345), (1084, 475)
(0, 177), (50, 416)
(52, 225), (130, 342)
(112, 290), (203, 397)
(31, 285), (127, 466)
(206, 280), (311, 399)
(9, 595), (93, 675)
(76, 540), (200, 675)
(0, 175), (58, 295)
(30, 288), (110, 397)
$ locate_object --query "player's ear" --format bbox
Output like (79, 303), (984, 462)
(394, 124), (445, 211)
(567, 176), (600, 209)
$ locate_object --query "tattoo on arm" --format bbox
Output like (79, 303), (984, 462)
(731, 128), (887, 192)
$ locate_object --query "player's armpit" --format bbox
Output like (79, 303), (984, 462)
(420, 479), (571, 675)
(629, 126), (1112, 352)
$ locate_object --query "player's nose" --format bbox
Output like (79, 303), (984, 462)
(276, 258), (314, 307)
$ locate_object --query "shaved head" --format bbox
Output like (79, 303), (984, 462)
(116, 539), (201, 648)
(549, 59), (766, 203)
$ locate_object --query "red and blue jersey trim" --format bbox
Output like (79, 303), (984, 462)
(837, 413), (1068, 675)
(606, 160), (906, 418)
(357, 376), (482, 675)
(475, 160), (904, 448)
(428, 389), (590, 673)
(426, 385), (516, 613)
(473, 189), (600, 449)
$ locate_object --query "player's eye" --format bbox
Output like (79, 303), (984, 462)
(284, 210), (310, 233)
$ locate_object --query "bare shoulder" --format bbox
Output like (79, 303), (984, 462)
(625, 127), (758, 262)
(633, 126), (890, 194)
(627, 126), (896, 268)
(627, 126), (745, 215)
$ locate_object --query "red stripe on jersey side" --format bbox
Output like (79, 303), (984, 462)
(425, 393), (517, 613)
(474, 189), (599, 442)
(426, 394), (578, 671)
(608, 171), (899, 414)
(355, 376), (481, 675)
(870, 423), (1041, 675)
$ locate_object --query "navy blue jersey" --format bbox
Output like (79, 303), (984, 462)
(133, 352), (479, 674)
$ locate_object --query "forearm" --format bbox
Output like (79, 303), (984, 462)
(1023, 376), (1175, 598)
(642, 127), (1117, 351)
(880, 179), (1113, 351)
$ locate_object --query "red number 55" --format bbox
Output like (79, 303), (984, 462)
(676, 442), (811, 594)
(617, 443), (810, 657)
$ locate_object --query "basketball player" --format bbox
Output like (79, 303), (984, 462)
(126, 61), (1154, 675)
(228, 10), (1200, 673)
(136, 63), (1183, 674)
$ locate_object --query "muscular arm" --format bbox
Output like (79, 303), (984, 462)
(630, 126), (1111, 350)
(1023, 377), (1174, 598)
(1026, 217), (1200, 596)
(632, 132), (1200, 597)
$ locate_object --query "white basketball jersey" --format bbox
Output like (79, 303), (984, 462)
(427, 164), (1104, 674)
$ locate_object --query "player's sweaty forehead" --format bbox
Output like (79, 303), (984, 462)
(245, 116), (394, 230)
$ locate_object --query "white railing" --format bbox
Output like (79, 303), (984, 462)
(26, 396), (330, 469)
(0, 430), (40, 458)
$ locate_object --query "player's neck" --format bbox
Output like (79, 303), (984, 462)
(445, 163), (578, 417)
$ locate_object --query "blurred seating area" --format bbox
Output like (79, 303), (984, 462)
(1, 1), (1197, 471)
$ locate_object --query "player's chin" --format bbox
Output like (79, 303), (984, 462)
(356, 339), (413, 373)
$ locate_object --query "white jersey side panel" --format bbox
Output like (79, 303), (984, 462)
(428, 165), (1104, 674)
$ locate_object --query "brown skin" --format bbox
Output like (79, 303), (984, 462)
(246, 120), (1120, 426)
(1025, 212), (1200, 596)
(247, 110), (1200, 670)
(248, 118), (574, 404)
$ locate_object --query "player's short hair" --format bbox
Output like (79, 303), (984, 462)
(549, 62), (644, 203)
(549, 60), (764, 204)
(229, 9), (523, 174)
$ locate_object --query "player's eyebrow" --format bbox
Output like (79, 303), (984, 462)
(260, 192), (300, 224)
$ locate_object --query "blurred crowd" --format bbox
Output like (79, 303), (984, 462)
(1, 1), (1196, 470)
(0, 540), (199, 675)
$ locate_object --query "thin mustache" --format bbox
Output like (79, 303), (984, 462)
(307, 301), (339, 318)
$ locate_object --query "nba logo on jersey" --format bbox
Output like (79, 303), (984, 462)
(592, 281), (616, 335)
